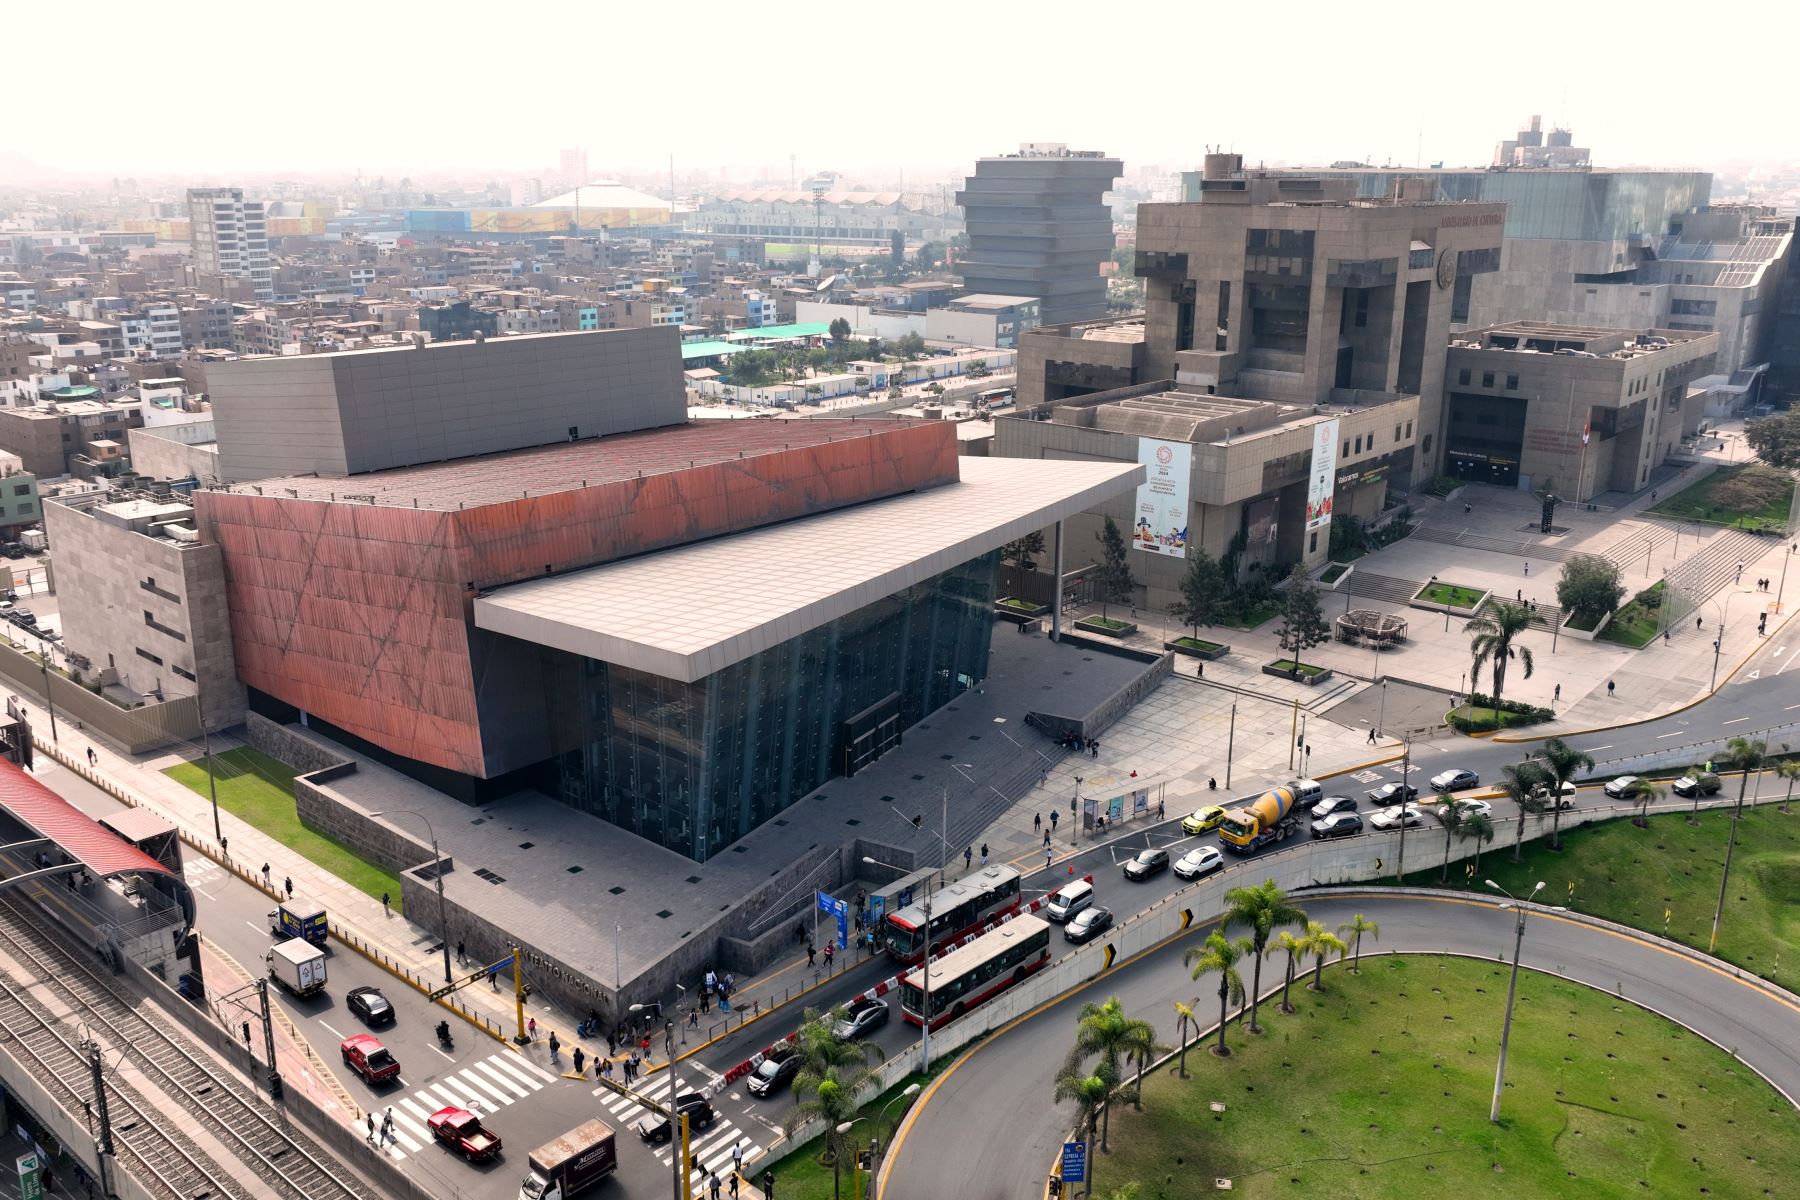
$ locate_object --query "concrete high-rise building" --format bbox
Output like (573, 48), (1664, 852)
(957, 144), (1121, 326)
(185, 188), (271, 300)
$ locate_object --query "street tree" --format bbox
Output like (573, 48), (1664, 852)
(1168, 549), (1226, 639)
(1184, 930), (1247, 1056)
(1276, 563), (1331, 677)
(1555, 554), (1625, 625)
(1628, 777), (1667, 828)
(782, 1066), (870, 1175)
(1002, 530), (1046, 574)
(1432, 795), (1468, 883)
(1500, 762), (1550, 862)
(1684, 760), (1713, 824)
(1302, 920), (1346, 990)
(1338, 913), (1379, 971)
(1066, 996), (1156, 1138)
(1531, 737), (1595, 851)
(1745, 411), (1800, 468)
(1222, 880), (1305, 1034)
(1171, 1000), (1197, 1078)
(1093, 517), (1134, 621)
(1457, 810), (1496, 872)
(1711, 737), (1768, 954)
(1777, 756), (1800, 815)
(1467, 600), (1536, 724)
(828, 317), (852, 343)
(893, 331), (926, 359)
(1269, 930), (1306, 1013)
(1053, 1064), (1114, 1198)
(791, 1006), (883, 1094)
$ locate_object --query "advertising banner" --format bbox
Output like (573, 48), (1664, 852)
(1133, 438), (1191, 558)
(1306, 418), (1340, 531)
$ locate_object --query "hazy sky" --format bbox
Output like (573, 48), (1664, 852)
(12, 0), (1793, 182)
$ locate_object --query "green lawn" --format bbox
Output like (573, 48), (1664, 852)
(1648, 464), (1795, 529)
(1395, 802), (1800, 983)
(1268, 660), (1329, 677)
(762, 1070), (932, 1200)
(1096, 955), (1800, 1199)
(1417, 581), (1486, 609)
(1320, 563), (1348, 583)
(1173, 636), (1226, 653)
(1598, 581), (1668, 647)
(1220, 598), (1283, 631)
(164, 747), (404, 910)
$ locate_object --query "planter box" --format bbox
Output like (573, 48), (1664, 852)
(1408, 581), (1491, 616)
(1558, 610), (1612, 642)
(995, 597), (1048, 618)
(1318, 562), (1355, 591)
(1165, 638), (1230, 661)
(1262, 663), (1334, 686)
(1075, 617), (1137, 639)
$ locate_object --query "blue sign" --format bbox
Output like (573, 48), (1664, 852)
(1061, 1141), (1086, 1184)
(816, 891), (849, 950)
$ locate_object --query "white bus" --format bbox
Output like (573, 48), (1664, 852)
(881, 865), (1022, 965)
(897, 913), (1051, 1029)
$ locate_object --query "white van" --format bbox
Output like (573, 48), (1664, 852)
(1288, 778), (1323, 806)
(1044, 879), (1094, 924)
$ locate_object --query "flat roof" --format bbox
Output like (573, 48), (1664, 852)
(723, 321), (830, 342)
(222, 417), (916, 510)
(679, 339), (747, 360)
(473, 455), (1143, 682)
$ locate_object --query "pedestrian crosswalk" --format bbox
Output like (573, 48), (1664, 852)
(373, 1051), (558, 1160)
(592, 1071), (762, 1193)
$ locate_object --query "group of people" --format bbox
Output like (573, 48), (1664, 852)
(1053, 733), (1102, 758)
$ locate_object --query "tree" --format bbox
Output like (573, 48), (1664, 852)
(791, 1006), (884, 1092)
(1168, 550), (1226, 638)
(1683, 760), (1712, 824)
(924, 382), (945, 397)
(1053, 1064), (1114, 1199)
(781, 1067), (868, 1178)
(1172, 999), (1197, 1078)
(1743, 412), (1800, 468)
(1712, 736), (1767, 953)
(1628, 777), (1667, 828)
(1003, 530), (1047, 575)
(1500, 762), (1550, 862)
(1066, 997), (1156, 1141)
(1556, 554), (1626, 624)
(1092, 516), (1135, 621)
(1222, 880), (1305, 1034)
(1183, 930), (1247, 1056)
(1269, 930), (1305, 1013)
(1302, 921), (1346, 990)
(828, 316), (852, 343)
(1457, 810), (1496, 872)
(1532, 737), (1595, 851)
(1276, 563), (1330, 677)
(894, 331), (926, 359)
(1432, 795), (1468, 883)
(1339, 913), (1379, 972)
(1777, 757), (1800, 815)
(1467, 600), (1536, 725)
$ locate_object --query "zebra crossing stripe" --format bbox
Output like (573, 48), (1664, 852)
(505, 1053), (560, 1084)
(473, 1058), (535, 1099)
(452, 1067), (514, 1110)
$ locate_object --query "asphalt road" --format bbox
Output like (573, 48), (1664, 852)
(880, 892), (1800, 1200)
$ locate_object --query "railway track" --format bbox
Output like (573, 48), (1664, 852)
(0, 897), (376, 1200)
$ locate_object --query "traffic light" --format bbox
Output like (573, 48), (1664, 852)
(857, 1151), (873, 1170)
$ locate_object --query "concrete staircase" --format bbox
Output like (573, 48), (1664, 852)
(1343, 571), (1425, 606)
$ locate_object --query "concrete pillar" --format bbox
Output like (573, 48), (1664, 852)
(1051, 520), (1064, 642)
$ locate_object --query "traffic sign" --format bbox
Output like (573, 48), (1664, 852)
(17, 1152), (41, 1200)
(1061, 1140), (1087, 1184)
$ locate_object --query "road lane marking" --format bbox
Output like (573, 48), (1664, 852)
(430, 1044), (455, 1062)
(1656, 732), (1682, 739)
(452, 1067), (513, 1109)
(1723, 717), (1750, 725)
(194, 887), (218, 903)
(319, 1020), (345, 1039)
(1580, 745), (1614, 752)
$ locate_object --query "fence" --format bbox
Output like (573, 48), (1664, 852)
(0, 638), (201, 752)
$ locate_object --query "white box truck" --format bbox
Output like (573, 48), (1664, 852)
(520, 1120), (616, 1200)
(265, 938), (327, 997)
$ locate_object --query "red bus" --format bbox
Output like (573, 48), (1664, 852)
(881, 865), (1022, 964)
(898, 914), (1051, 1029)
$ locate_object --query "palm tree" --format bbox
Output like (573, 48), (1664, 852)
(1777, 757), (1800, 815)
(1466, 600), (1536, 725)
(1431, 793), (1466, 883)
(1500, 762), (1549, 862)
(1339, 913), (1379, 971)
(1628, 777), (1667, 828)
(1303, 921), (1346, 991)
(792, 1006), (884, 1092)
(1532, 737), (1595, 851)
(1172, 1000), (1197, 1078)
(1711, 737), (1768, 954)
(1067, 997), (1157, 1138)
(1053, 1063), (1114, 1199)
(1222, 880), (1305, 1034)
(1184, 930), (1247, 1056)
(1684, 760), (1712, 824)
(1269, 930), (1306, 1013)
(782, 1067), (868, 1178)
(1457, 810), (1496, 873)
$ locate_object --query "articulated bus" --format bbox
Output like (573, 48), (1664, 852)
(898, 913), (1051, 1029)
(880, 864), (1022, 965)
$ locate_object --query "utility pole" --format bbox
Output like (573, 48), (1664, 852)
(1710, 762), (1756, 953)
(1225, 701), (1237, 790)
(37, 655), (57, 744)
(1487, 880), (1552, 1122)
(85, 1040), (116, 1200)
(1395, 740), (1411, 883)
(511, 944), (528, 1045)
(1287, 698), (1299, 771)
(257, 977), (283, 1099)
(203, 724), (223, 846)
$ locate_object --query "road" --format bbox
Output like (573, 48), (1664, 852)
(880, 891), (1800, 1200)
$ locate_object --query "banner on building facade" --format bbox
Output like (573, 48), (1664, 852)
(1133, 438), (1191, 558)
(1305, 418), (1341, 531)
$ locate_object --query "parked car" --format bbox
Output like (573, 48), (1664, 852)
(1122, 848), (1170, 881)
(1310, 795), (1357, 820)
(1603, 775), (1644, 799)
(427, 1107), (502, 1162)
(346, 986), (394, 1026)
(340, 1034), (401, 1085)
(637, 1093), (717, 1145)
(1673, 772), (1721, 798)
(1365, 782), (1417, 806)
(1311, 812), (1363, 839)
(1369, 804), (1423, 830)
(832, 997), (889, 1041)
(1180, 806), (1228, 835)
(1449, 798), (1493, 820)
(1173, 845), (1224, 880)
(1430, 769), (1480, 792)
(1063, 906), (1114, 944)
(745, 1049), (801, 1098)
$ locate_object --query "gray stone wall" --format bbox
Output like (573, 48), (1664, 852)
(246, 711), (352, 774)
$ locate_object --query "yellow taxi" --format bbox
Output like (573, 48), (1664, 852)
(1181, 805), (1228, 835)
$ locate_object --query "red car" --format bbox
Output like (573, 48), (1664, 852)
(428, 1107), (502, 1162)
(340, 1034), (401, 1085)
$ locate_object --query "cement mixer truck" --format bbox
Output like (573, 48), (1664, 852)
(1217, 779), (1320, 854)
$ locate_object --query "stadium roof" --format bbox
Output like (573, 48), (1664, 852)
(533, 181), (672, 212)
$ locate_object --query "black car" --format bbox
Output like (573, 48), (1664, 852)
(745, 1049), (802, 1098)
(1310, 795), (1357, 820)
(1122, 848), (1169, 881)
(1364, 782), (1417, 806)
(638, 1092), (717, 1144)
(345, 985), (395, 1026)
(9, 608), (35, 627)
(1063, 906), (1114, 944)
(833, 997), (889, 1041)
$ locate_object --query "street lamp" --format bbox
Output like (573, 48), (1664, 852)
(839, 1081), (920, 1200)
(369, 808), (453, 985)
(1707, 588), (1758, 691)
(864, 856), (931, 1072)
(1485, 880), (1565, 1123)
(633, 1011), (686, 1200)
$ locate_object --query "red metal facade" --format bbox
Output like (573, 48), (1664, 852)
(198, 422), (960, 778)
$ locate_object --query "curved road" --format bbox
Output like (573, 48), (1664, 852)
(880, 892), (1800, 1200)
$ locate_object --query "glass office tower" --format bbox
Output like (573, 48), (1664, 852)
(557, 551), (999, 860)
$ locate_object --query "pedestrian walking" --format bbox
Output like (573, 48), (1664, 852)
(1737, 560), (1746, 583)
(283, 876), (293, 898)
(381, 891), (391, 916)
(1045, 846), (1053, 870)
(1043, 828), (1051, 848)
(979, 842), (989, 867)
(489, 966), (499, 990)
(1367, 727), (1377, 744)
(1607, 680), (1615, 697)
(964, 845), (973, 870)
(572, 1047), (585, 1076)
(709, 1171), (722, 1200)
(1050, 809), (1059, 832)
(381, 1107), (394, 1141)
(607, 1030), (617, 1055)
(1524, 562), (1530, 577)
(527, 1016), (537, 1041)
(1157, 799), (1165, 819)
(261, 862), (271, 885)
(640, 1033), (652, 1057)
(220, 835), (228, 857)
(729, 1173), (739, 1198)
(1697, 615), (1704, 631)
(1033, 811), (1042, 830)
(456, 939), (465, 964)
(1553, 683), (1561, 703)
(733, 1139), (745, 1174)
(688, 1008), (699, 1029)
(806, 942), (816, 967)
(366, 1112), (376, 1143)
(823, 941), (834, 968)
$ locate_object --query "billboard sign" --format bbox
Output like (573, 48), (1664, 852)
(1133, 438), (1191, 558)
(1306, 419), (1340, 531)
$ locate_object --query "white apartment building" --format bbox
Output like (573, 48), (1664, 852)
(186, 188), (273, 299)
